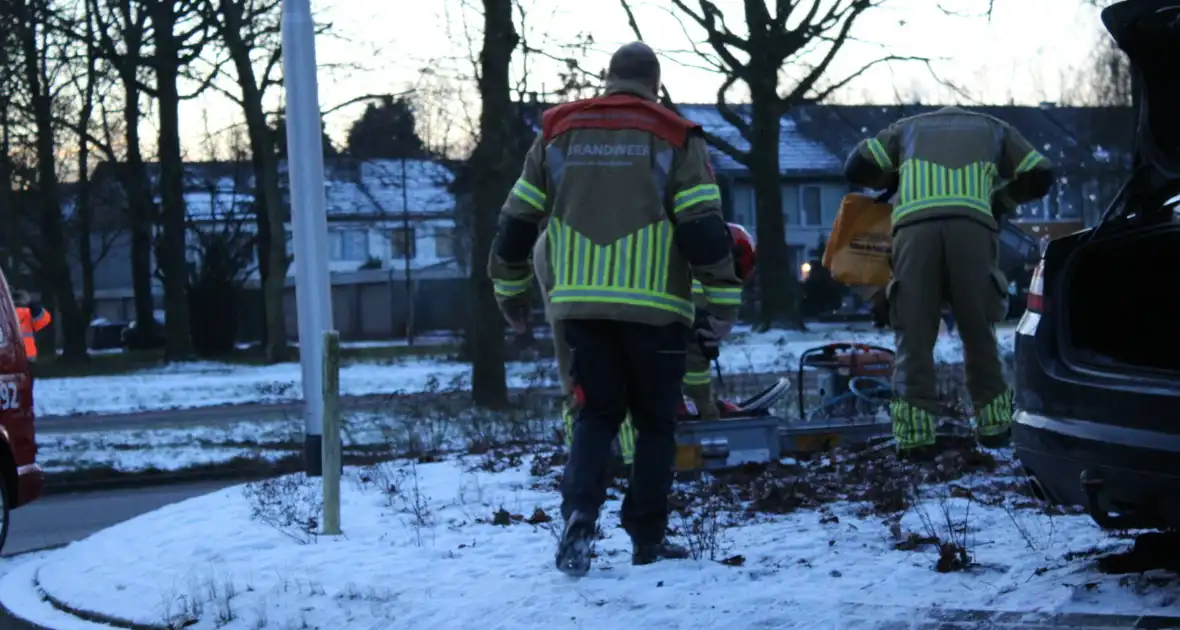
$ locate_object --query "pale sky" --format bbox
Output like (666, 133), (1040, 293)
(178, 0), (1109, 158)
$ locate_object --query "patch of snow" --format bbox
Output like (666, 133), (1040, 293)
(0, 553), (102, 630)
(27, 457), (1173, 630)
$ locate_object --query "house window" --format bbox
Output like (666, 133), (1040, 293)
(342, 230), (368, 260)
(731, 184), (754, 228)
(434, 227), (455, 258)
(391, 227), (416, 259)
(328, 232), (344, 261)
(799, 185), (823, 226)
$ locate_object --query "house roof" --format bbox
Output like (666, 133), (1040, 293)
(789, 104), (1136, 174)
(677, 104), (844, 175)
(91, 158), (456, 222)
(313, 158), (455, 218)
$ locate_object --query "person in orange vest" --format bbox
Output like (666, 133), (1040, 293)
(12, 291), (51, 361)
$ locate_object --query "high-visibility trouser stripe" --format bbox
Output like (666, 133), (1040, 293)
(21, 332), (33, 338)
(976, 388), (1013, 436)
(895, 159), (997, 223)
(865, 138), (893, 170)
(549, 218), (675, 294)
(890, 399), (937, 449)
(493, 273), (534, 297)
(563, 403), (575, 449)
(672, 184), (721, 214)
(565, 401), (637, 464)
(1015, 150), (1047, 174)
(617, 415), (635, 465)
(550, 286), (694, 321)
(691, 280), (704, 297)
(511, 178), (546, 211)
(702, 284), (742, 307)
(683, 370), (711, 387)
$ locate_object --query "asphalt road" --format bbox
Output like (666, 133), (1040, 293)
(2, 480), (237, 556)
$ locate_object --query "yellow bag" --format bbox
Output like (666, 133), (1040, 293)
(823, 193), (892, 286)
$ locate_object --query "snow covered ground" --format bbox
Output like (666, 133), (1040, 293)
(15, 448), (1176, 630)
(34, 326), (1017, 418)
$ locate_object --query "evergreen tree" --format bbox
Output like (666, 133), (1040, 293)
(345, 96), (426, 160)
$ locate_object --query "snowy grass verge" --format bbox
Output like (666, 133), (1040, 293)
(29, 442), (1178, 630)
(38, 390), (564, 479)
(33, 326), (1016, 418)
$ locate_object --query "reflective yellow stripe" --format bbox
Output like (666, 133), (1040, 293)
(890, 399), (937, 449)
(549, 217), (692, 320)
(1015, 150), (1047, 174)
(493, 274), (533, 297)
(691, 279), (704, 296)
(511, 178), (546, 211)
(21, 332), (33, 338)
(976, 388), (1013, 435)
(702, 284), (742, 307)
(672, 184), (721, 214)
(683, 370), (711, 386)
(865, 138), (893, 170)
(894, 159), (997, 223)
(618, 414), (635, 464)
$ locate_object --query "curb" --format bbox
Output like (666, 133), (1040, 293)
(33, 568), (168, 630)
(40, 451), (394, 495)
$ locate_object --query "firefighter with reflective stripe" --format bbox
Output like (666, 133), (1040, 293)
(844, 107), (1053, 459)
(12, 290), (51, 362)
(488, 41), (741, 576)
(685, 223), (756, 421)
(534, 227), (638, 466)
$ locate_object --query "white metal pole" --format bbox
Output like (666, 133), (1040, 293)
(281, 0), (333, 477)
(321, 330), (341, 535)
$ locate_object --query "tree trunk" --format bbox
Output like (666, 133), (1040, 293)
(152, 0), (195, 360)
(122, 77), (159, 336)
(219, 0), (288, 363)
(468, 0), (519, 408)
(77, 23), (98, 335)
(749, 87), (802, 329)
(19, 6), (86, 361)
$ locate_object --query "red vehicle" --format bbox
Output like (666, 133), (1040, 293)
(0, 266), (45, 552)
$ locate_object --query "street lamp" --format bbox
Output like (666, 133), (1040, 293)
(281, 0), (333, 477)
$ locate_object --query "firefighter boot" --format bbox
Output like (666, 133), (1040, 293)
(632, 539), (691, 566)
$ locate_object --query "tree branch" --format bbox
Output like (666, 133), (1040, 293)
(617, 0), (746, 165)
(321, 91), (416, 118)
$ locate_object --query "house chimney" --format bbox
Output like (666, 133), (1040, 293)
(529, 91), (538, 103)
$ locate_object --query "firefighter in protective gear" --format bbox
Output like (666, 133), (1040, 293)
(844, 107), (1053, 458)
(535, 229), (637, 465)
(685, 223), (756, 420)
(12, 291), (51, 361)
(489, 41), (742, 576)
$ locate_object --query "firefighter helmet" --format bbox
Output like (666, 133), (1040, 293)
(728, 223), (756, 282)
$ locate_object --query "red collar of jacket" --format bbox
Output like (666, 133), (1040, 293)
(541, 88), (700, 147)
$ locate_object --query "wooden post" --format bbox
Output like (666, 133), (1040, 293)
(321, 330), (342, 535)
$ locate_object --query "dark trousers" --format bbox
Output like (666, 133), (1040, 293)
(560, 318), (688, 544)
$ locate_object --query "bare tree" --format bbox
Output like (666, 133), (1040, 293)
(143, 0), (224, 359)
(620, 0), (939, 329)
(201, 0), (289, 362)
(7, 0), (90, 360)
(88, 0), (160, 348)
(467, 0), (519, 408)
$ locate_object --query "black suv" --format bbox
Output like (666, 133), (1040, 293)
(1012, 0), (1180, 530)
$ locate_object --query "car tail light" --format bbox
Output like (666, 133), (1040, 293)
(1026, 260), (1045, 313)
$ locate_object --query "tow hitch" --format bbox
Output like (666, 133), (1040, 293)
(1080, 468), (1155, 530)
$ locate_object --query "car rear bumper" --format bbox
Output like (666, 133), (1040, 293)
(1013, 410), (1180, 529)
(14, 463), (43, 508)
